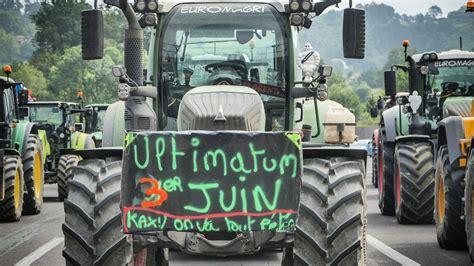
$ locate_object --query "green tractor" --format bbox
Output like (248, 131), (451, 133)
(62, 0), (368, 264)
(25, 102), (108, 200)
(373, 42), (474, 225)
(25, 101), (95, 200)
(0, 66), (45, 222)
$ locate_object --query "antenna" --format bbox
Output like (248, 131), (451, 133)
(460, 36), (463, 51)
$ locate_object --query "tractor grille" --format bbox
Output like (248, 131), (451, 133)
(177, 88), (264, 131)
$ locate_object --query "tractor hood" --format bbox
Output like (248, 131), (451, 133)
(177, 86), (265, 131)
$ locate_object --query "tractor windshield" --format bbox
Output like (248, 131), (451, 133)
(428, 60), (474, 95)
(29, 105), (63, 126)
(159, 3), (289, 129)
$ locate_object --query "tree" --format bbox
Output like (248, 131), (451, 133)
(48, 45), (123, 104)
(10, 63), (50, 100)
(427, 5), (443, 19)
(0, 29), (20, 64)
(31, 1), (91, 53)
(328, 72), (363, 118)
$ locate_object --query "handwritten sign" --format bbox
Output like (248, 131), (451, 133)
(121, 131), (302, 234)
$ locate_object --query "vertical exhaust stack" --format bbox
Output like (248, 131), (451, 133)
(120, 0), (156, 131)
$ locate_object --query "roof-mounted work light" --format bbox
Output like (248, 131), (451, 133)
(289, 0), (313, 13)
(134, 0), (159, 13)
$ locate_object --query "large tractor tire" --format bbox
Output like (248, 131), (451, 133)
(62, 158), (132, 265)
(465, 151), (474, 262)
(393, 142), (435, 224)
(378, 132), (395, 215)
(372, 133), (378, 188)
(0, 155), (23, 222)
(57, 154), (79, 201)
(22, 135), (45, 215)
(434, 145), (467, 249)
(294, 157), (367, 265)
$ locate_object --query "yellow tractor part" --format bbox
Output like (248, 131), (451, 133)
(458, 101), (474, 167)
(14, 167), (21, 210)
(438, 175), (446, 222)
(34, 151), (43, 200)
(38, 130), (51, 162)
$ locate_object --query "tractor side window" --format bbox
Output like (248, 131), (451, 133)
(3, 90), (15, 123)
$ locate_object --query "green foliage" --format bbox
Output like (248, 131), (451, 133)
(49, 46), (123, 104)
(0, 29), (20, 64)
(31, 1), (91, 53)
(328, 72), (362, 117)
(10, 63), (49, 100)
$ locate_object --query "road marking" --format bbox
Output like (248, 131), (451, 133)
(367, 235), (420, 266)
(367, 234), (420, 266)
(14, 237), (64, 266)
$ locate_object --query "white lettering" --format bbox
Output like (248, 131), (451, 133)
(181, 5), (266, 14)
(434, 60), (474, 68)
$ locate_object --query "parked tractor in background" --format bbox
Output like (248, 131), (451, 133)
(432, 51), (474, 251)
(62, 0), (367, 264)
(371, 91), (409, 188)
(0, 66), (45, 222)
(25, 102), (109, 200)
(373, 41), (474, 225)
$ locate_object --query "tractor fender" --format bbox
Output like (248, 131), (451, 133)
(102, 101), (125, 148)
(395, 135), (431, 143)
(70, 132), (96, 150)
(2, 148), (20, 156)
(437, 116), (465, 164)
(302, 145), (367, 170)
(381, 107), (399, 142)
(11, 121), (38, 155)
(59, 148), (76, 156)
(395, 135), (435, 152)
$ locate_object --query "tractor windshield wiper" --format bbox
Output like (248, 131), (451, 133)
(180, 30), (190, 62)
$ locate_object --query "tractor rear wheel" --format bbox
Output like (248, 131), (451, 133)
(465, 150), (474, 261)
(294, 157), (366, 265)
(434, 145), (467, 249)
(62, 158), (133, 265)
(57, 154), (79, 201)
(378, 133), (395, 215)
(0, 155), (23, 222)
(393, 142), (434, 224)
(22, 135), (45, 215)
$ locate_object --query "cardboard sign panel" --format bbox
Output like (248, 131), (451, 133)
(121, 131), (302, 234)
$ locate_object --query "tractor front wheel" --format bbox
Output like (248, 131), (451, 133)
(22, 135), (45, 215)
(0, 155), (23, 222)
(57, 154), (79, 201)
(393, 142), (434, 224)
(434, 145), (467, 249)
(293, 157), (367, 265)
(62, 158), (133, 265)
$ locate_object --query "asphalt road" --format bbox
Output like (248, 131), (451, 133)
(0, 157), (471, 265)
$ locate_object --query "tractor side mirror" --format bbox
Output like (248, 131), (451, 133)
(81, 10), (104, 60)
(370, 107), (378, 118)
(18, 107), (29, 120)
(250, 68), (260, 82)
(18, 90), (29, 106)
(343, 8), (366, 59)
(384, 71), (396, 96)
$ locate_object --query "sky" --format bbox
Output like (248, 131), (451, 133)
(351, 0), (467, 16)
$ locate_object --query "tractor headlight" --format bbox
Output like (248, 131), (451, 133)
(143, 13), (157, 27)
(301, 0), (313, 12)
(290, 13), (304, 27)
(396, 97), (404, 105)
(118, 83), (130, 101)
(422, 54), (430, 61)
(420, 65), (429, 75)
(289, 0), (300, 12)
(147, 0), (158, 12)
(135, 0), (146, 12)
(430, 52), (438, 61)
(316, 83), (328, 101)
